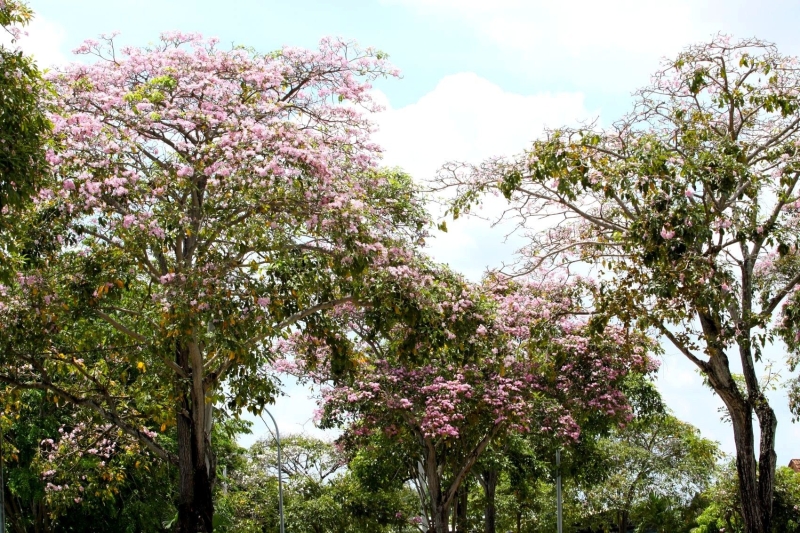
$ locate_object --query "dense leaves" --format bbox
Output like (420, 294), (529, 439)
(1, 389), (176, 533)
(218, 434), (419, 533)
(581, 412), (720, 533)
(0, 0), (50, 275)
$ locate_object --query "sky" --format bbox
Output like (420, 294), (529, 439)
(16, 0), (800, 465)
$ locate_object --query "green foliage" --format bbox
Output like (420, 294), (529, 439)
(1, 388), (176, 533)
(217, 434), (418, 533)
(0, 0), (51, 277)
(581, 412), (719, 533)
(0, 0), (49, 214)
(692, 462), (800, 533)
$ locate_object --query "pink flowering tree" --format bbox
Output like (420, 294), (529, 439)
(279, 267), (656, 533)
(0, 32), (427, 532)
(433, 36), (800, 533)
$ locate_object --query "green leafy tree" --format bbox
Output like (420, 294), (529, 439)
(581, 413), (719, 533)
(0, 0), (50, 273)
(435, 36), (800, 533)
(1, 388), (176, 533)
(219, 434), (417, 532)
(692, 462), (800, 533)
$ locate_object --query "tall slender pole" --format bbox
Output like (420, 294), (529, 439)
(260, 411), (285, 533)
(0, 424), (6, 533)
(0, 425), (6, 533)
(556, 449), (563, 533)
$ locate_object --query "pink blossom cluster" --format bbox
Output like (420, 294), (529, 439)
(275, 272), (656, 448)
(35, 419), (151, 508)
(33, 31), (425, 308)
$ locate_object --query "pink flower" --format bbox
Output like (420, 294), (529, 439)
(63, 179), (76, 191)
(660, 228), (675, 240)
(177, 165), (194, 177)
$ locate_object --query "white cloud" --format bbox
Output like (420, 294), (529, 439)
(373, 72), (590, 179)
(383, 0), (722, 92)
(0, 14), (68, 68)
(371, 72), (591, 277)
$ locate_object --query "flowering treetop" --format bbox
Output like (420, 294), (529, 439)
(0, 32), (427, 530)
(296, 272), (656, 443)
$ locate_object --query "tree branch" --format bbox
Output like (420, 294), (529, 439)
(0, 374), (178, 465)
(94, 309), (148, 342)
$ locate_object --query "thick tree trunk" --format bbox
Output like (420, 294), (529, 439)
(419, 429), (497, 533)
(480, 469), (498, 533)
(2, 493), (52, 533)
(755, 403), (777, 532)
(455, 484), (468, 532)
(617, 509), (628, 533)
(729, 403), (763, 533)
(703, 351), (774, 533)
(695, 309), (776, 533)
(431, 504), (449, 533)
(727, 398), (776, 533)
(35, 497), (50, 533)
(176, 344), (216, 533)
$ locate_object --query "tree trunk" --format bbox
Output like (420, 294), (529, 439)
(419, 429), (497, 533)
(617, 509), (628, 533)
(727, 398), (776, 533)
(431, 503), (450, 533)
(755, 402), (777, 533)
(175, 344), (216, 533)
(3, 489), (51, 533)
(480, 469), (498, 533)
(695, 310), (775, 533)
(455, 484), (468, 532)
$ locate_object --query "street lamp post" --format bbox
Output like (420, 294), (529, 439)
(556, 449), (563, 533)
(259, 410), (285, 533)
(1, 425), (6, 533)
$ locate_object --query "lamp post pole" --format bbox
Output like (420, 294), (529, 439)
(260, 411), (285, 533)
(556, 449), (563, 533)
(0, 425), (5, 533)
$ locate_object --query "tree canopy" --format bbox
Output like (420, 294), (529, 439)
(279, 268), (657, 533)
(0, 31), (426, 532)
